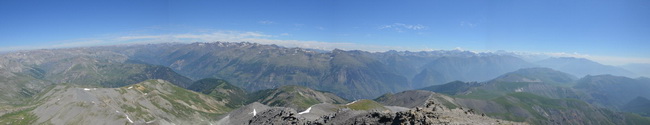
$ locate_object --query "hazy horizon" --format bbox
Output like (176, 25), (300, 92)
(1, 0), (648, 65)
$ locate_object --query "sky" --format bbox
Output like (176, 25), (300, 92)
(0, 0), (648, 65)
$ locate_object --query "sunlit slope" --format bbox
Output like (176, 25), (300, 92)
(0, 79), (231, 125)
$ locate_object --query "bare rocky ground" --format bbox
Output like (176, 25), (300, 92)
(4, 79), (230, 125)
(339, 100), (524, 125)
(218, 95), (524, 125)
(1, 81), (523, 125)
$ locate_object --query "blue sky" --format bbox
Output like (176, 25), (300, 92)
(0, 0), (649, 65)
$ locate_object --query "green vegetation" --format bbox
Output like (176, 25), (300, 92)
(485, 112), (526, 122)
(623, 97), (650, 117)
(292, 94), (320, 109)
(41, 61), (192, 89)
(0, 74), (46, 106)
(187, 78), (248, 109)
(120, 104), (155, 121)
(493, 67), (577, 86)
(344, 99), (386, 111)
(454, 89), (502, 100)
(482, 92), (645, 124)
(0, 107), (38, 125)
(149, 80), (230, 117)
(433, 96), (457, 109)
(117, 88), (128, 94)
(420, 81), (481, 95)
(622, 113), (650, 125)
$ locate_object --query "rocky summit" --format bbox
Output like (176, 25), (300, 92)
(219, 96), (524, 125)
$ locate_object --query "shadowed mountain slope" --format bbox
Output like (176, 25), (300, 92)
(249, 85), (348, 111)
(187, 78), (248, 109)
(574, 75), (650, 109)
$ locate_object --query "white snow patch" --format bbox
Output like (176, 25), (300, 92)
(127, 86), (133, 89)
(124, 113), (134, 123)
(146, 120), (155, 124)
(83, 88), (91, 91)
(249, 109), (257, 116)
(298, 106), (312, 115)
(515, 88), (524, 92)
(346, 100), (358, 105)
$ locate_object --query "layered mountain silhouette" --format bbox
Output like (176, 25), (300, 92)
(0, 42), (648, 124)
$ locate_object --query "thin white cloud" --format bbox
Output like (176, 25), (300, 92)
(0, 39), (114, 52)
(117, 35), (164, 41)
(258, 20), (274, 24)
(0, 30), (412, 53)
(460, 21), (478, 28)
(171, 31), (272, 40)
(0, 31), (272, 52)
(379, 23), (427, 32)
(588, 56), (650, 66)
(239, 38), (410, 52)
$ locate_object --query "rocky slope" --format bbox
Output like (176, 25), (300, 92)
(0, 48), (193, 106)
(219, 91), (523, 125)
(337, 100), (522, 125)
(380, 90), (650, 125)
(0, 79), (230, 125)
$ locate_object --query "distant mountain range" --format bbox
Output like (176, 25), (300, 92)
(96, 42), (638, 99)
(536, 57), (638, 78)
(0, 41), (648, 124)
(420, 68), (650, 124)
(2, 42), (640, 99)
(574, 74), (650, 109)
(621, 63), (650, 78)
